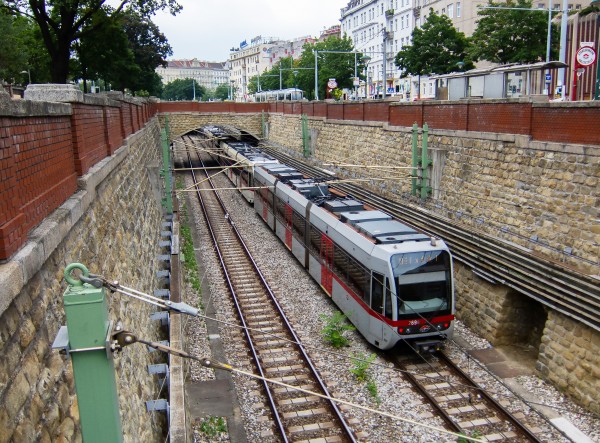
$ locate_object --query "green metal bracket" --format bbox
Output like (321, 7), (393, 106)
(420, 123), (431, 199)
(411, 123), (419, 196)
(410, 123), (432, 199)
(60, 263), (123, 443)
(161, 127), (173, 215)
(301, 114), (310, 158)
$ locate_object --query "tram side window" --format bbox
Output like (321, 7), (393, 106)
(371, 272), (384, 314)
(274, 196), (286, 222)
(385, 278), (392, 318)
(292, 210), (306, 242)
(309, 226), (322, 255)
(333, 246), (368, 301)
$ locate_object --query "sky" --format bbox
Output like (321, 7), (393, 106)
(152, 0), (344, 62)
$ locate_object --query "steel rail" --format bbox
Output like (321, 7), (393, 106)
(437, 352), (543, 442)
(184, 138), (357, 442)
(262, 148), (600, 332)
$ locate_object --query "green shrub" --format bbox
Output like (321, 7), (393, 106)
(349, 353), (376, 382)
(320, 312), (355, 348)
(198, 416), (227, 438)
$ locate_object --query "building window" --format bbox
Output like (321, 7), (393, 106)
(448, 3), (453, 18)
(456, 1), (461, 17)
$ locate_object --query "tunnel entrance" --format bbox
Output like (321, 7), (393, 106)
(495, 290), (548, 370)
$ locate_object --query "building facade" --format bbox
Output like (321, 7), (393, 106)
(229, 35), (315, 101)
(340, 0), (593, 100)
(156, 59), (230, 92)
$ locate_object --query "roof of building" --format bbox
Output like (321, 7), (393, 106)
(164, 59), (227, 70)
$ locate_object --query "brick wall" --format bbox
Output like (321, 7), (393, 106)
(0, 94), (153, 261)
(0, 119), (167, 442)
(71, 104), (107, 175)
(157, 99), (600, 146)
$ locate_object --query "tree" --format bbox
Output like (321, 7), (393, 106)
(162, 78), (205, 101)
(394, 9), (474, 77)
(121, 10), (172, 95)
(0, 0), (181, 83)
(296, 36), (364, 100)
(213, 83), (230, 101)
(247, 56), (294, 94)
(0, 9), (29, 81)
(470, 0), (558, 64)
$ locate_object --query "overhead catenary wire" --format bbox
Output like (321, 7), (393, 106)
(173, 133), (600, 422)
(134, 335), (487, 443)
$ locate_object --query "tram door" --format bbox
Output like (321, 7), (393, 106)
(320, 234), (334, 296)
(284, 204), (293, 249)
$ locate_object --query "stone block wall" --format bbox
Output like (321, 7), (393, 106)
(0, 117), (168, 442)
(265, 113), (599, 272)
(158, 112), (263, 141)
(537, 311), (600, 414)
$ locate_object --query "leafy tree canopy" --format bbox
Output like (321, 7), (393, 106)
(0, 0), (181, 83)
(470, 0), (558, 64)
(394, 9), (474, 77)
(297, 35), (365, 100)
(162, 78), (205, 101)
(212, 83), (231, 101)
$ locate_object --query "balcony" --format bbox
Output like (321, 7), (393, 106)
(385, 9), (394, 18)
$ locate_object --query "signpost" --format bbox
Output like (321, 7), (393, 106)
(571, 45), (597, 100)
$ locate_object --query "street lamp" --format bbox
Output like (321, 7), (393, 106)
(361, 55), (371, 99)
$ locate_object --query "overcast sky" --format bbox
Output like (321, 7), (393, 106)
(152, 0), (343, 62)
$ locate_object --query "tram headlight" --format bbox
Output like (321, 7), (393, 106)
(398, 327), (412, 335)
(436, 322), (450, 331)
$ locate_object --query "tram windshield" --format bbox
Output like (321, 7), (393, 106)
(391, 251), (452, 319)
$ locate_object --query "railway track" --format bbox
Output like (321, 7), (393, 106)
(393, 351), (543, 442)
(183, 137), (357, 443)
(260, 147), (600, 333)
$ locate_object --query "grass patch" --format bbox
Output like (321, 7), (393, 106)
(176, 177), (203, 308)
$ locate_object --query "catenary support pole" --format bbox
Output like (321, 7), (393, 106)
(161, 126), (173, 215)
(411, 123), (418, 196)
(62, 263), (123, 443)
(421, 123), (431, 199)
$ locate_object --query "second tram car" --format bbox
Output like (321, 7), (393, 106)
(202, 126), (455, 352)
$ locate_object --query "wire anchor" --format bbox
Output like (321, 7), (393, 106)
(78, 273), (199, 316)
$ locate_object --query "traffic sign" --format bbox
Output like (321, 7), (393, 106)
(545, 74), (551, 81)
(576, 46), (596, 66)
(327, 79), (337, 89)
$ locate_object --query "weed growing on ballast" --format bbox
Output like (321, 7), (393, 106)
(350, 353), (381, 404)
(349, 352), (376, 381)
(320, 312), (355, 348)
(198, 416), (227, 438)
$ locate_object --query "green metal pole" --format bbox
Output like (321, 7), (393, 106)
(421, 123), (431, 199)
(63, 263), (123, 443)
(302, 114), (310, 158)
(160, 127), (173, 215)
(411, 123), (418, 196)
(262, 110), (266, 138)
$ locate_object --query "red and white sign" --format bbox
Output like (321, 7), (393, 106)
(576, 46), (596, 66)
(327, 79), (337, 89)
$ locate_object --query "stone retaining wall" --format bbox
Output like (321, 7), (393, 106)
(537, 311), (600, 414)
(159, 110), (600, 415)
(158, 112), (263, 141)
(0, 117), (167, 442)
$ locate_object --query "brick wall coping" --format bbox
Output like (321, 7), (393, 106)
(0, 93), (71, 116)
(0, 121), (152, 318)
